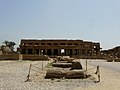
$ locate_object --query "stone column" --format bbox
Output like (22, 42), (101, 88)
(85, 49), (88, 56)
(66, 49), (68, 56)
(72, 49), (74, 56)
(51, 49), (54, 55)
(58, 49), (61, 56)
(26, 49), (28, 54)
(78, 49), (80, 55)
(39, 49), (41, 55)
(79, 49), (82, 56)
(45, 49), (47, 55)
(91, 49), (94, 58)
(33, 49), (35, 54)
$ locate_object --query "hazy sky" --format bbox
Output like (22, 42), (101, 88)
(0, 0), (120, 50)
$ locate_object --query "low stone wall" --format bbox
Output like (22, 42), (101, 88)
(23, 54), (48, 60)
(0, 54), (19, 60)
(0, 54), (48, 60)
(71, 55), (102, 59)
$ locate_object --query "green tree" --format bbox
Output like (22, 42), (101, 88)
(3, 41), (9, 47)
(3, 41), (16, 51)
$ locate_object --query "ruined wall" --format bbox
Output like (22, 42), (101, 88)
(0, 54), (48, 60)
(0, 54), (19, 60)
(19, 39), (101, 59)
(100, 46), (120, 59)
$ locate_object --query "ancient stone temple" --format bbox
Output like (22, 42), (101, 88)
(101, 46), (120, 58)
(19, 39), (101, 58)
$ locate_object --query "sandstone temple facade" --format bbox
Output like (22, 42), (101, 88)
(19, 39), (101, 58)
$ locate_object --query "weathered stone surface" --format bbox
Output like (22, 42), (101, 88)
(45, 69), (86, 79)
(107, 59), (113, 62)
(114, 58), (120, 62)
(57, 56), (74, 62)
(45, 69), (66, 78)
(65, 70), (85, 79)
(19, 39), (101, 59)
(70, 61), (83, 70)
(52, 63), (72, 68)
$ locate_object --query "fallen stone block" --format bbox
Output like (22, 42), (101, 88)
(45, 69), (66, 78)
(52, 63), (72, 68)
(45, 69), (86, 79)
(70, 61), (83, 70)
(114, 58), (120, 62)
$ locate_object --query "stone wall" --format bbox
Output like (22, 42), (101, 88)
(19, 39), (101, 58)
(0, 54), (48, 60)
(101, 46), (120, 59)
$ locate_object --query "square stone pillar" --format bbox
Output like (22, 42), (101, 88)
(58, 49), (61, 56)
(45, 49), (47, 55)
(72, 49), (74, 56)
(51, 49), (54, 55)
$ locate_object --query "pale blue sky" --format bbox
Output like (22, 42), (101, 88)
(0, 0), (120, 50)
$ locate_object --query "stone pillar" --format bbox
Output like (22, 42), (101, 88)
(66, 49), (68, 56)
(39, 49), (41, 55)
(85, 49), (88, 56)
(33, 49), (35, 54)
(26, 49), (28, 54)
(73, 49), (79, 56)
(78, 49), (80, 55)
(79, 49), (82, 56)
(51, 49), (54, 55)
(58, 49), (61, 56)
(64, 49), (66, 56)
(91, 49), (94, 58)
(72, 49), (74, 56)
(45, 49), (47, 55)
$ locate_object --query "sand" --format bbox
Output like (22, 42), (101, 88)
(0, 60), (120, 90)
(75, 60), (120, 90)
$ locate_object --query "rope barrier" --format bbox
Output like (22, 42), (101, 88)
(32, 65), (42, 70)
(32, 61), (45, 66)
(25, 61), (100, 83)
(31, 68), (39, 72)
(25, 62), (45, 82)
(84, 67), (96, 72)
(83, 65), (100, 83)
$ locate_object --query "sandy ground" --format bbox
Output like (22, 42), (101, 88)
(75, 60), (120, 90)
(0, 60), (120, 90)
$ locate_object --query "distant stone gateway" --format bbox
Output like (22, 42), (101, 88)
(18, 39), (101, 59)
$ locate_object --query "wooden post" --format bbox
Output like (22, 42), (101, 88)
(86, 59), (87, 71)
(19, 54), (23, 61)
(95, 65), (100, 82)
(98, 66), (100, 82)
(25, 64), (32, 82)
(42, 61), (43, 70)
